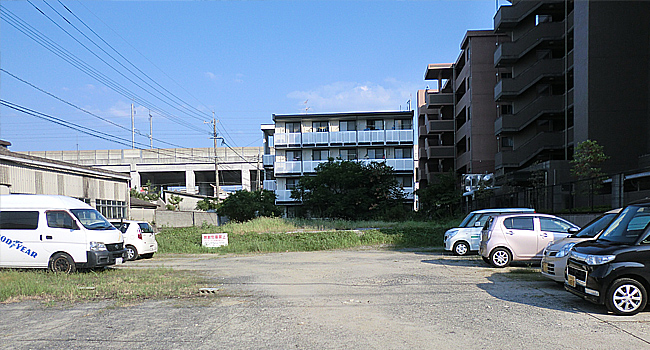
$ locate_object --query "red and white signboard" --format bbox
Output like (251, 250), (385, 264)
(202, 233), (228, 247)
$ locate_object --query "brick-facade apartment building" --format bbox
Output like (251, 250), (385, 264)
(419, 0), (650, 191)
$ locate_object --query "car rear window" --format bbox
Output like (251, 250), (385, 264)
(503, 217), (534, 230)
(138, 223), (154, 233)
(0, 211), (39, 230)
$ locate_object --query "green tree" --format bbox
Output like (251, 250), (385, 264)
(195, 198), (220, 211)
(217, 189), (281, 222)
(130, 180), (160, 201)
(571, 140), (609, 180)
(416, 171), (462, 219)
(166, 195), (183, 211)
(291, 160), (406, 220)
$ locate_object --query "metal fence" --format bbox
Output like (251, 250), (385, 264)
(465, 171), (650, 213)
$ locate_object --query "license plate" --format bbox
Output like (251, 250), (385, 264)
(567, 274), (576, 287)
(542, 262), (548, 273)
(115, 257), (123, 265)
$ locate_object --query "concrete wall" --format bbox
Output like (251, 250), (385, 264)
(155, 210), (221, 227)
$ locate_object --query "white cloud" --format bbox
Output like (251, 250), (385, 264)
(205, 72), (217, 80)
(287, 79), (417, 113)
(104, 101), (150, 119)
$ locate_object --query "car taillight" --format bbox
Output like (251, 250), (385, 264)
(138, 228), (142, 240)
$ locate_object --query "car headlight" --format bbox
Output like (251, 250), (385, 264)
(585, 254), (616, 265)
(445, 229), (459, 239)
(89, 241), (107, 251)
(555, 242), (577, 258)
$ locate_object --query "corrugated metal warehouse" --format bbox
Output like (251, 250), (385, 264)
(0, 143), (131, 219)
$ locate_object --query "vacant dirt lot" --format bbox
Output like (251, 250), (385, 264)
(2, 249), (650, 349)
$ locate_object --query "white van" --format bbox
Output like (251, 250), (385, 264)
(0, 194), (126, 273)
(444, 208), (536, 255)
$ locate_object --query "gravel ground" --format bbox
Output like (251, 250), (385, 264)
(2, 249), (650, 349)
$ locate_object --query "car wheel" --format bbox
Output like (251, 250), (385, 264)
(605, 278), (647, 316)
(49, 253), (76, 273)
(125, 245), (139, 261)
(453, 241), (470, 256)
(489, 248), (511, 268)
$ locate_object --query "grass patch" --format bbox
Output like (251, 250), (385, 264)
(0, 267), (208, 303)
(158, 217), (461, 254)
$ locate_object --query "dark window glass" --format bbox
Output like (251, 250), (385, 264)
(503, 217), (534, 230)
(0, 211), (39, 230)
(46, 211), (75, 229)
(540, 218), (573, 233)
(138, 223), (154, 233)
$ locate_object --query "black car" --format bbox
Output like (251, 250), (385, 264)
(565, 201), (650, 315)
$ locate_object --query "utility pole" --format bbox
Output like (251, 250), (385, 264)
(131, 103), (135, 149)
(211, 113), (220, 200)
(149, 110), (153, 149)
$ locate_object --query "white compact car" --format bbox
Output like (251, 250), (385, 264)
(111, 220), (158, 261)
(479, 213), (579, 268)
(444, 208), (536, 256)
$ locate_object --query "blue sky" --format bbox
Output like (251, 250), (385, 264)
(1, 1), (506, 152)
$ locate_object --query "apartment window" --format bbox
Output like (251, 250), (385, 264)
(500, 72), (512, 79)
(501, 136), (514, 148)
(285, 122), (301, 133)
(286, 178), (299, 190)
(467, 107), (471, 120)
(286, 150), (302, 161)
(394, 119), (412, 130)
(312, 149), (329, 161)
(313, 121), (328, 132)
(395, 147), (412, 159)
(536, 14), (552, 26)
(500, 104), (513, 115)
(366, 119), (383, 130)
(340, 149), (357, 160)
(366, 148), (385, 159)
(340, 120), (356, 131)
(96, 199), (126, 219)
(396, 176), (413, 188)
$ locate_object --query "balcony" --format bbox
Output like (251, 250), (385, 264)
(386, 130), (413, 144)
(495, 95), (564, 134)
(402, 187), (415, 200)
(275, 190), (298, 202)
(495, 132), (566, 168)
(303, 160), (328, 173)
(428, 146), (454, 159)
(494, 0), (541, 32)
(427, 120), (454, 133)
(274, 161), (302, 174)
(263, 180), (277, 191)
(495, 59), (564, 100)
(427, 92), (454, 106)
(385, 158), (414, 171)
(263, 154), (275, 167)
(274, 133), (301, 147)
(301, 132), (329, 145)
(329, 131), (356, 144)
(358, 130), (386, 144)
(495, 21), (565, 66)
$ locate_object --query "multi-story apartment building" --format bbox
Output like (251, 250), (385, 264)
(493, 0), (650, 182)
(418, 31), (505, 187)
(262, 111), (415, 214)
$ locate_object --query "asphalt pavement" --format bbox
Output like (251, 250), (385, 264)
(1, 249), (649, 349)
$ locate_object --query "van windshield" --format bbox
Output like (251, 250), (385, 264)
(70, 209), (116, 230)
(458, 213), (478, 228)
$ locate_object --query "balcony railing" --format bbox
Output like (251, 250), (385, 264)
(263, 154), (275, 167)
(303, 160), (328, 173)
(275, 190), (298, 202)
(274, 130), (413, 147)
(495, 21), (565, 66)
(274, 161), (302, 174)
(427, 146), (454, 159)
(495, 95), (564, 134)
(426, 92), (454, 105)
(494, 0), (540, 32)
(263, 180), (277, 191)
(495, 59), (564, 100)
(495, 131), (567, 168)
(402, 187), (415, 200)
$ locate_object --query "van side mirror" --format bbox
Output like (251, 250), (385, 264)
(568, 227), (579, 234)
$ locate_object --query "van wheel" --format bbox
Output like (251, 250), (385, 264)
(49, 253), (76, 273)
(453, 241), (470, 256)
(605, 278), (647, 316)
(125, 245), (139, 261)
(490, 248), (512, 268)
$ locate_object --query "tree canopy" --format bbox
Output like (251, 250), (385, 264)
(571, 140), (609, 180)
(217, 189), (281, 222)
(415, 171), (462, 219)
(291, 159), (406, 220)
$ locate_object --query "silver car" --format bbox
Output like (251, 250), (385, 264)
(540, 208), (621, 282)
(479, 213), (579, 268)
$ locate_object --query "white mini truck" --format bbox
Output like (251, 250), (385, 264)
(0, 195), (127, 273)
